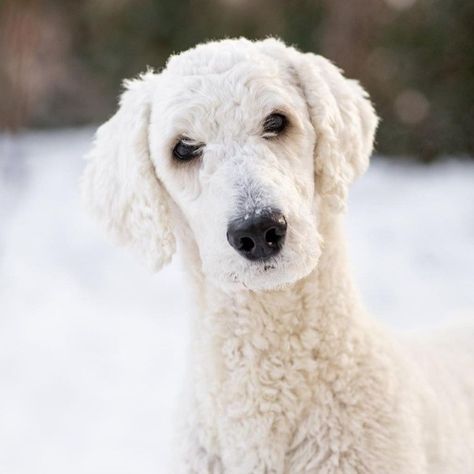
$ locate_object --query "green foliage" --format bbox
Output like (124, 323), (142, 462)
(374, 0), (474, 159)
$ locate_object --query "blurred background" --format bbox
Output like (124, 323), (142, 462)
(2, 0), (474, 159)
(0, 1), (473, 473)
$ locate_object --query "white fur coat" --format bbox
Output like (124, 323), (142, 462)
(82, 38), (474, 473)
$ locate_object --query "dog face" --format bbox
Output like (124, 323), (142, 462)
(82, 38), (378, 291)
(149, 52), (319, 290)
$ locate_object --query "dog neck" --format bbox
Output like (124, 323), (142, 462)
(175, 209), (380, 466)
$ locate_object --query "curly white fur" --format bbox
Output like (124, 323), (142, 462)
(82, 38), (474, 473)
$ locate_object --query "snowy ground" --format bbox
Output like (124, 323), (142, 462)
(0, 128), (473, 474)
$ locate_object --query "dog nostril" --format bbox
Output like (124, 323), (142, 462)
(265, 227), (282, 247)
(239, 236), (255, 252)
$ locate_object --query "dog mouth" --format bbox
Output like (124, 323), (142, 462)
(228, 260), (278, 280)
(263, 263), (276, 271)
(224, 256), (283, 289)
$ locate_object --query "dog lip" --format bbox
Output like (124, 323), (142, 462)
(263, 264), (276, 271)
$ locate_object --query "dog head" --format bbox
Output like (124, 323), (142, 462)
(82, 38), (378, 291)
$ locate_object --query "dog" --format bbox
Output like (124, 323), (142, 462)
(82, 38), (474, 473)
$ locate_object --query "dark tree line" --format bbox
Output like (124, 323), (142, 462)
(1, 0), (473, 160)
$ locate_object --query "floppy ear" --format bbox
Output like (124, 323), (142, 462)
(258, 38), (379, 212)
(81, 73), (176, 270)
(293, 52), (379, 212)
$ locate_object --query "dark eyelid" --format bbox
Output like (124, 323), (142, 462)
(263, 112), (288, 135)
(172, 137), (204, 162)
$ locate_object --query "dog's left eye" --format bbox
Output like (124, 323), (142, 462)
(262, 113), (288, 137)
(172, 139), (203, 162)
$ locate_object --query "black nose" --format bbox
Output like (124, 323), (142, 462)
(226, 209), (287, 261)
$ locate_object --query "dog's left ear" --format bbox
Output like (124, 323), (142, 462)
(81, 73), (176, 270)
(293, 53), (379, 211)
(259, 39), (379, 212)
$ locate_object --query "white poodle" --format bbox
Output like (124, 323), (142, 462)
(82, 38), (474, 473)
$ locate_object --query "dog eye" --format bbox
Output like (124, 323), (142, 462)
(172, 139), (203, 162)
(262, 113), (288, 137)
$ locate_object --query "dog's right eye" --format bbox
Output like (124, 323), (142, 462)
(172, 139), (203, 162)
(262, 112), (288, 138)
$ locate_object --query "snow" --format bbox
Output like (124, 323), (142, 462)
(0, 128), (473, 474)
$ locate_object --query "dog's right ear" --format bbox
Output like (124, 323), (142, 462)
(81, 73), (176, 271)
(257, 38), (378, 213)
